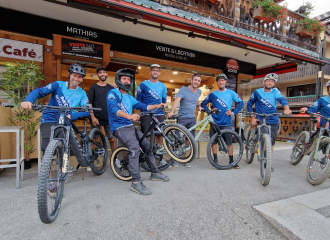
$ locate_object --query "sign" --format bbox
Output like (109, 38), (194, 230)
(62, 38), (103, 60)
(225, 59), (240, 78)
(0, 8), (256, 75)
(0, 38), (43, 62)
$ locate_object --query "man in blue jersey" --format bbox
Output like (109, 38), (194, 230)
(21, 64), (90, 152)
(247, 73), (292, 171)
(107, 68), (169, 195)
(137, 64), (167, 156)
(201, 74), (244, 169)
(300, 80), (330, 125)
(168, 73), (202, 167)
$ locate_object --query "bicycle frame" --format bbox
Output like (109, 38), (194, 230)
(255, 117), (272, 161)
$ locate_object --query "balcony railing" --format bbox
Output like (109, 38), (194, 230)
(153, 0), (322, 53)
(250, 63), (330, 86)
(285, 95), (316, 105)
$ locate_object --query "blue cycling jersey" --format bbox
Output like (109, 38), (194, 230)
(308, 96), (330, 127)
(25, 81), (89, 123)
(107, 88), (148, 133)
(201, 89), (244, 126)
(247, 88), (288, 124)
(137, 80), (167, 115)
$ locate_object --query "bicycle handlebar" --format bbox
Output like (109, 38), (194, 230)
(305, 110), (330, 122)
(241, 111), (283, 118)
(201, 109), (221, 115)
(138, 106), (165, 117)
(32, 104), (101, 112)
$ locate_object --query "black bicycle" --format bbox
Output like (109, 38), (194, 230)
(110, 107), (197, 181)
(32, 104), (107, 224)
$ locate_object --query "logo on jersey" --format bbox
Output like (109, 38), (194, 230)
(216, 98), (227, 108)
(327, 104), (330, 108)
(119, 102), (130, 113)
(149, 90), (160, 100)
(250, 93), (254, 99)
(313, 102), (318, 107)
(45, 83), (52, 89)
(261, 98), (272, 108)
(107, 93), (116, 101)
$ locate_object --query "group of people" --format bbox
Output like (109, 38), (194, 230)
(20, 62), (330, 195)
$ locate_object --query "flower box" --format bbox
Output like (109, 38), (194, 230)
(295, 24), (315, 38)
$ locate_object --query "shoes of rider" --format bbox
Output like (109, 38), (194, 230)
(150, 171), (170, 182)
(130, 181), (151, 195)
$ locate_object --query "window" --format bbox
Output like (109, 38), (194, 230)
(287, 83), (316, 97)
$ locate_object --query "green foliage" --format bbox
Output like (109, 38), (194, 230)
(252, 0), (286, 22)
(295, 18), (326, 36)
(1, 61), (45, 160)
(302, 1), (314, 17)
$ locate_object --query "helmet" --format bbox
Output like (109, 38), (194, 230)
(264, 73), (278, 83)
(68, 64), (86, 77)
(150, 64), (161, 70)
(96, 66), (106, 73)
(216, 73), (227, 81)
(326, 80), (330, 87)
(115, 68), (135, 92)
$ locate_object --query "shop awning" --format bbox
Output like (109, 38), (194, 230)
(254, 62), (298, 79)
(70, 0), (329, 66)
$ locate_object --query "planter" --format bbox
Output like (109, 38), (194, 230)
(252, 6), (274, 23)
(295, 24), (315, 37)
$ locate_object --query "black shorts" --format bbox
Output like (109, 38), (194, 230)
(178, 117), (196, 137)
(40, 122), (62, 152)
(140, 115), (165, 134)
(260, 123), (278, 146)
(209, 125), (233, 146)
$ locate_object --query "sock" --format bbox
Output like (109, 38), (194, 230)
(229, 156), (233, 164)
(213, 154), (217, 160)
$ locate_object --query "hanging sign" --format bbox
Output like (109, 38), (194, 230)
(62, 38), (103, 60)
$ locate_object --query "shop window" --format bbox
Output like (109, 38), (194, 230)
(287, 83), (316, 97)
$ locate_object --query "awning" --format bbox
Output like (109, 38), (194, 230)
(254, 62), (298, 79)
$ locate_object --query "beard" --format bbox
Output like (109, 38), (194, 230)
(264, 86), (273, 90)
(99, 76), (107, 82)
(219, 86), (225, 90)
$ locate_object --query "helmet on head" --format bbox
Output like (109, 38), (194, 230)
(68, 64), (86, 77)
(326, 80), (330, 88)
(96, 66), (106, 73)
(264, 73), (278, 83)
(216, 73), (227, 81)
(150, 64), (161, 70)
(115, 68), (135, 92)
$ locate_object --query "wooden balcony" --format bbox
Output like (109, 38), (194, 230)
(153, 0), (323, 53)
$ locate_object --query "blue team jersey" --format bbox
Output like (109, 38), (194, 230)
(137, 80), (167, 115)
(247, 88), (288, 124)
(201, 89), (244, 126)
(107, 88), (148, 133)
(25, 81), (89, 123)
(308, 96), (330, 127)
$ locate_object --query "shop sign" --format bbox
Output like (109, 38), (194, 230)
(62, 38), (103, 60)
(225, 58), (240, 78)
(66, 25), (98, 40)
(0, 38), (43, 62)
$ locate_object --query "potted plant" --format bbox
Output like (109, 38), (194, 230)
(0, 61), (44, 169)
(252, 0), (287, 22)
(293, 18), (326, 37)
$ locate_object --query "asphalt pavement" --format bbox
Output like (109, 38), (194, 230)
(1, 142), (330, 239)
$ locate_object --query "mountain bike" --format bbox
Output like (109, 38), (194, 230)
(32, 104), (107, 224)
(110, 107), (197, 181)
(290, 110), (330, 185)
(171, 109), (243, 170)
(244, 112), (282, 186)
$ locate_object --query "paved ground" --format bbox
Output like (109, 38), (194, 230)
(1, 142), (330, 239)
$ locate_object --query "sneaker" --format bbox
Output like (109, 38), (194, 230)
(160, 159), (167, 166)
(115, 159), (121, 169)
(47, 182), (57, 198)
(233, 165), (240, 169)
(150, 171), (170, 182)
(86, 167), (92, 172)
(172, 161), (178, 167)
(214, 158), (218, 164)
(130, 181), (151, 195)
(183, 163), (191, 168)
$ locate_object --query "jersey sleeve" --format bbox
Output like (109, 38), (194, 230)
(107, 91), (121, 116)
(131, 96), (148, 112)
(162, 84), (167, 104)
(136, 83), (143, 102)
(25, 81), (59, 103)
(247, 91), (256, 112)
(308, 99), (321, 113)
(231, 91), (244, 115)
(201, 93), (212, 112)
(274, 89), (288, 107)
(71, 90), (90, 120)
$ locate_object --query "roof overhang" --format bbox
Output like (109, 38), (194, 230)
(62, 0), (328, 66)
(254, 62), (298, 79)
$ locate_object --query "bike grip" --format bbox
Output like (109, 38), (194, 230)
(305, 110), (313, 115)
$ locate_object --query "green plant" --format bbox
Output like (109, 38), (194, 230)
(1, 61), (45, 161)
(294, 18), (326, 36)
(252, 0), (286, 22)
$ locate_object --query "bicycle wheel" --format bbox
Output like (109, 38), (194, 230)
(88, 128), (107, 175)
(245, 128), (256, 164)
(162, 123), (197, 163)
(290, 131), (309, 165)
(110, 146), (132, 181)
(38, 140), (65, 224)
(206, 129), (243, 170)
(243, 123), (252, 141)
(140, 151), (174, 171)
(306, 138), (330, 185)
(260, 134), (272, 186)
